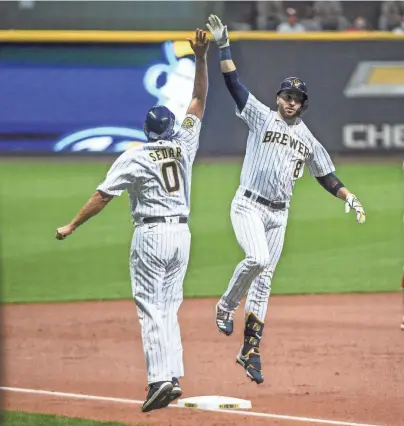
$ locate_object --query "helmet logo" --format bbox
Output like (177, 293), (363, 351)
(291, 79), (301, 88)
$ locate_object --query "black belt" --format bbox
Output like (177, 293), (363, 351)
(143, 216), (188, 224)
(244, 190), (286, 210)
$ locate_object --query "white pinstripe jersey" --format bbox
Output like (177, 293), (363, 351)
(97, 114), (201, 221)
(237, 93), (335, 202)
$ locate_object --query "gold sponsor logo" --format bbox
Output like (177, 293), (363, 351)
(344, 61), (404, 97)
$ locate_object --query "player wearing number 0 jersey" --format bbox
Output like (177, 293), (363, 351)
(55, 29), (210, 412)
(207, 14), (367, 385)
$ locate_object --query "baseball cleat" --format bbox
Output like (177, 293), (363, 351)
(215, 303), (234, 336)
(161, 377), (182, 406)
(236, 346), (264, 384)
(141, 381), (173, 412)
(171, 377), (182, 398)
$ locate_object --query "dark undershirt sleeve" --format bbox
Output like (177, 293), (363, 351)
(316, 172), (345, 196)
(223, 70), (249, 112)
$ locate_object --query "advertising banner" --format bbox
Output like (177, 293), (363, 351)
(0, 41), (196, 153)
(1, 39), (403, 155)
(227, 40), (404, 155)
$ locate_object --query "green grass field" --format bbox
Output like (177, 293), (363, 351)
(1, 159), (401, 304)
(1, 411), (143, 426)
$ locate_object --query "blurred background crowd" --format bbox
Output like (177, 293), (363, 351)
(226, 0), (404, 33)
(2, 1), (404, 33)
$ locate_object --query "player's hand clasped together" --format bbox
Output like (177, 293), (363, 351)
(207, 14), (366, 385)
(56, 29), (209, 412)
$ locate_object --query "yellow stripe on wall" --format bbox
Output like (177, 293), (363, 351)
(368, 67), (404, 85)
(0, 30), (193, 43)
(1, 30), (404, 43)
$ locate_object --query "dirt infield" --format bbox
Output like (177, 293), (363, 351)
(2, 294), (404, 426)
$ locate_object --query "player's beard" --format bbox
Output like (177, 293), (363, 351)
(278, 104), (299, 121)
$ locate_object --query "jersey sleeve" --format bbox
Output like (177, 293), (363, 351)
(306, 138), (336, 177)
(96, 152), (137, 196)
(235, 92), (271, 131)
(175, 113), (202, 162)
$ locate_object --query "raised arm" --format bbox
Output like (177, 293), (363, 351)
(185, 29), (210, 120)
(207, 14), (249, 112)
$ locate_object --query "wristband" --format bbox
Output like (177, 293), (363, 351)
(220, 46), (232, 61)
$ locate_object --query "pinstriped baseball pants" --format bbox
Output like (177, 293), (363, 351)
(130, 222), (191, 384)
(220, 188), (289, 322)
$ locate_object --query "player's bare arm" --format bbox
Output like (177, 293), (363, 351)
(316, 173), (366, 224)
(55, 190), (113, 240)
(207, 14), (249, 112)
(185, 29), (209, 120)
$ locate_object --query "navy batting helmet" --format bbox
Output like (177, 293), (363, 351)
(276, 77), (308, 116)
(144, 105), (176, 141)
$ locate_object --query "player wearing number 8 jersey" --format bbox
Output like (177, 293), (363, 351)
(207, 14), (366, 385)
(55, 29), (210, 412)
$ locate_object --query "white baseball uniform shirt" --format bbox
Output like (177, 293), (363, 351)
(236, 93), (335, 202)
(97, 114), (201, 221)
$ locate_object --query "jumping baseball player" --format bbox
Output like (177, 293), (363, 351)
(207, 15), (366, 384)
(55, 29), (210, 412)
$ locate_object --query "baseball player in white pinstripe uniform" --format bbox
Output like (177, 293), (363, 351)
(55, 29), (210, 412)
(207, 15), (366, 385)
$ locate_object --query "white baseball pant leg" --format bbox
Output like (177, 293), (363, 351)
(130, 223), (190, 384)
(160, 225), (191, 379)
(219, 195), (271, 312)
(245, 209), (288, 322)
